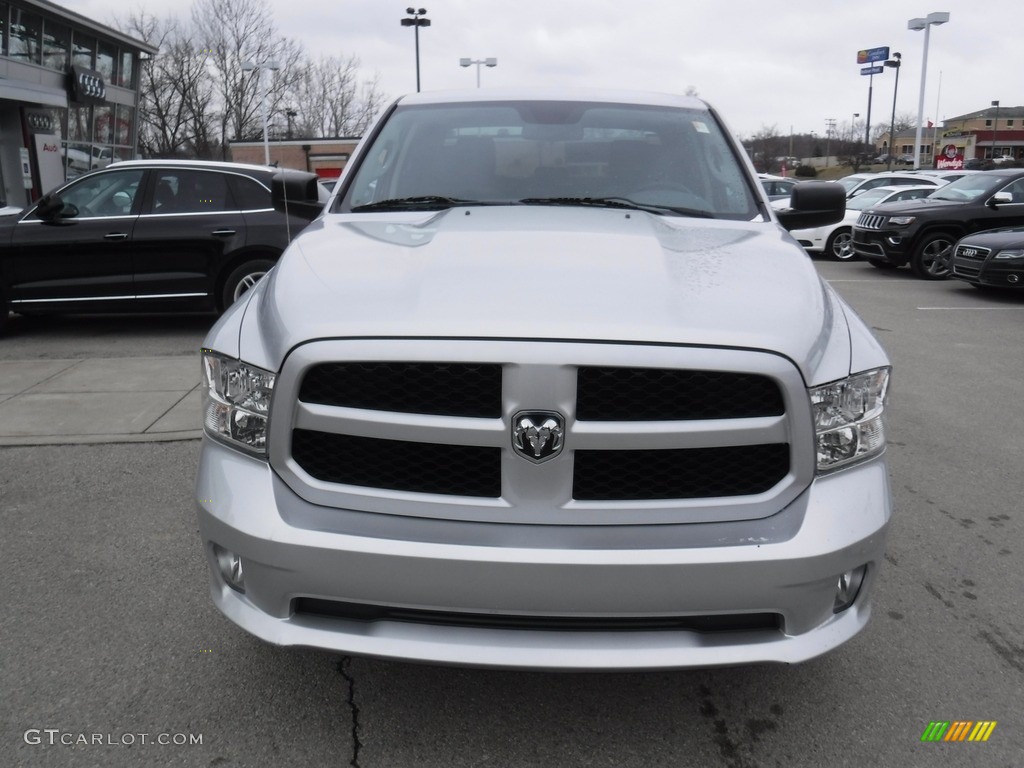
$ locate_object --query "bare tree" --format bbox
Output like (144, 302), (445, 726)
(191, 0), (304, 156)
(119, 11), (218, 158)
(119, 0), (385, 160)
(292, 55), (386, 137)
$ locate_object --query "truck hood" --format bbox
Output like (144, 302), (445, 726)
(233, 206), (855, 383)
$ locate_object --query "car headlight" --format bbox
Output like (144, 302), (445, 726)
(201, 350), (276, 455)
(810, 367), (890, 473)
(887, 216), (916, 226)
(993, 249), (1024, 260)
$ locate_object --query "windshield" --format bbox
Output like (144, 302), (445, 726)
(339, 100), (758, 219)
(837, 176), (870, 192)
(847, 188), (894, 210)
(929, 174), (1008, 202)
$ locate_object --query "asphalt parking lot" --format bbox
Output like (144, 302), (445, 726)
(1, 263), (1022, 767)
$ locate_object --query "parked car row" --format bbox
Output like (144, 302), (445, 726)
(769, 167), (1024, 289)
(851, 168), (1024, 279)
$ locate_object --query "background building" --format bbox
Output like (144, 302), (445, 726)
(876, 104), (1024, 168)
(229, 138), (361, 181)
(0, 0), (156, 207)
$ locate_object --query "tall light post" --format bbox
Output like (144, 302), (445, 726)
(241, 59), (281, 166)
(908, 12), (950, 170)
(991, 100), (1000, 161)
(825, 118), (836, 167)
(884, 52), (902, 170)
(852, 112), (860, 158)
(459, 57), (497, 87)
(401, 8), (431, 93)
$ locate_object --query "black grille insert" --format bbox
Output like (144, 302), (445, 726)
(293, 598), (782, 633)
(292, 429), (501, 497)
(300, 362), (502, 417)
(573, 444), (789, 500)
(576, 367), (784, 421)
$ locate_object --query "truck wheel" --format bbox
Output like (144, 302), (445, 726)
(825, 229), (856, 261)
(910, 233), (953, 280)
(221, 258), (276, 310)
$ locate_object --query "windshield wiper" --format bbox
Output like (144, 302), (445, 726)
(351, 196), (475, 212)
(518, 196), (713, 218)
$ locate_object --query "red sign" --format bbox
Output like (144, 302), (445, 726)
(935, 144), (964, 170)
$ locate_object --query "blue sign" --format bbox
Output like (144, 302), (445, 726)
(860, 65), (884, 76)
(857, 46), (890, 64)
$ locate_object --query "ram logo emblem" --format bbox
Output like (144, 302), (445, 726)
(512, 411), (565, 463)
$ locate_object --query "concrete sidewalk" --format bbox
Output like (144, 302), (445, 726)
(0, 356), (202, 446)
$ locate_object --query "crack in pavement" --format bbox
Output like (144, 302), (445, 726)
(338, 656), (363, 767)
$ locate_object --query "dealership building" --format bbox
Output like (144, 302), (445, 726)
(0, 0), (155, 208)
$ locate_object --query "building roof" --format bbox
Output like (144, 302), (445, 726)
(945, 105), (1024, 123)
(25, 0), (158, 55)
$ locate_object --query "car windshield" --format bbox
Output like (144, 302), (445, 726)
(847, 188), (897, 210)
(929, 174), (1007, 202)
(339, 100), (758, 220)
(837, 175), (870, 192)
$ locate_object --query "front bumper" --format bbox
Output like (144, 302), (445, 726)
(851, 228), (908, 265)
(195, 438), (892, 670)
(951, 255), (1024, 287)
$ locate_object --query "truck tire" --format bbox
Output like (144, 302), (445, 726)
(910, 233), (954, 280)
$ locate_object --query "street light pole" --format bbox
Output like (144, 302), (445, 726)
(459, 57), (497, 87)
(991, 100), (1000, 161)
(401, 8), (431, 92)
(825, 118), (836, 168)
(241, 59), (281, 166)
(884, 53), (902, 171)
(908, 12), (949, 170)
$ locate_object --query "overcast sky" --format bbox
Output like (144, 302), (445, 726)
(60, 0), (1021, 139)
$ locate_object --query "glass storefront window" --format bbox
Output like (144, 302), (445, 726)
(68, 106), (91, 142)
(93, 105), (113, 145)
(119, 49), (135, 88)
(114, 104), (134, 147)
(72, 32), (94, 69)
(9, 7), (42, 65)
(96, 40), (115, 81)
(0, 3), (8, 57)
(42, 20), (69, 70)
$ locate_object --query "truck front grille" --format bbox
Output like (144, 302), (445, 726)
(273, 340), (813, 524)
(573, 444), (790, 500)
(577, 367), (783, 421)
(292, 429), (501, 497)
(300, 362), (501, 417)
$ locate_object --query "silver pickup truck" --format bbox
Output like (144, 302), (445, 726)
(195, 89), (891, 670)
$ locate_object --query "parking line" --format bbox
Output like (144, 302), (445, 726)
(917, 306), (1024, 310)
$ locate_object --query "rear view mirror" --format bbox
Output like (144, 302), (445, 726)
(271, 170), (324, 220)
(35, 194), (65, 221)
(775, 182), (846, 231)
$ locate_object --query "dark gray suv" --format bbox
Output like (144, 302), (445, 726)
(0, 160), (322, 332)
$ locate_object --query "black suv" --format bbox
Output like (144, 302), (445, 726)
(0, 160), (323, 331)
(850, 169), (1024, 279)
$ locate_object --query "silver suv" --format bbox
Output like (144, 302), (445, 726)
(195, 89), (891, 670)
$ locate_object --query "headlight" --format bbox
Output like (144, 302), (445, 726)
(887, 216), (916, 226)
(201, 350), (276, 455)
(810, 367), (890, 473)
(993, 249), (1024, 260)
